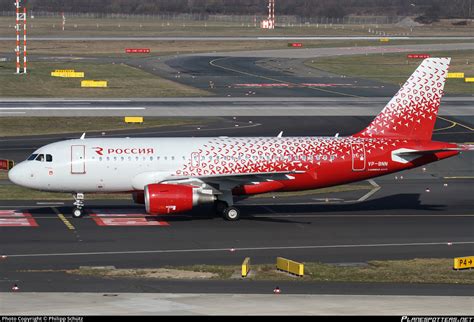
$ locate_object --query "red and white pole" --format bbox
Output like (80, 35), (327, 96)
(23, 7), (27, 74)
(15, 0), (20, 74)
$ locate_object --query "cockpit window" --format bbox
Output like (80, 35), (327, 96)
(35, 154), (45, 162)
(27, 154), (38, 161)
(46, 154), (52, 162)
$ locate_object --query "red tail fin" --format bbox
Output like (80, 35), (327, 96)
(354, 58), (450, 141)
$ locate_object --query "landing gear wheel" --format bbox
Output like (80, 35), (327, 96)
(214, 200), (228, 214)
(72, 193), (85, 219)
(72, 207), (83, 218)
(223, 207), (240, 221)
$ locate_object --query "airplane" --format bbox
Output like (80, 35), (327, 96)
(8, 58), (473, 221)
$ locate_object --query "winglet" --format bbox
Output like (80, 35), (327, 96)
(277, 131), (283, 138)
(80, 132), (86, 140)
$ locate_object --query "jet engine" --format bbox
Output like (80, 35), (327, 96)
(144, 183), (215, 215)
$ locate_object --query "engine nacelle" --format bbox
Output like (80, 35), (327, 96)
(144, 183), (215, 215)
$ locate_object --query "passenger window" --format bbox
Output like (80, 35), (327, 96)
(46, 154), (52, 162)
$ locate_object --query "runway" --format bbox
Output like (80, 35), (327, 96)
(1, 36), (474, 41)
(3, 43), (474, 100)
(0, 115), (473, 294)
(1, 97), (473, 116)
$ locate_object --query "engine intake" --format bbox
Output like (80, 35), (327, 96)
(144, 183), (215, 215)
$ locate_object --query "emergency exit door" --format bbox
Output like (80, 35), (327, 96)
(71, 145), (86, 174)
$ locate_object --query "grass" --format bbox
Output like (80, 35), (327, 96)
(0, 61), (210, 98)
(0, 17), (472, 37)
(247, 184), (372, 199)
(62, 258), (474, 284)
(0, 117), (208, 137)
(305, 50), (474, 95)
(0, 185), (131, 200)
(0, 39), (467, 57)
(0, 183), (371, 200)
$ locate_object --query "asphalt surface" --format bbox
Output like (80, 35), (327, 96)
(0, 41), (473, 295)
(3, 43), (474, 100)
(0, 115), (473, 294)
(1, 36), (474, 41)
(1, 97), (473, 116)
(132, 43), (474, 98)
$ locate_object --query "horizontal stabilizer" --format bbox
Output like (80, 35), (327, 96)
(395, 144), (474, 157)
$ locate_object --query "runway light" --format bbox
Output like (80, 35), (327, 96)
(11, 284), (19, 291)
(1, 255), (6, 259)
(229, 248), (236, 252)
(197, 127), (200, 130)
(425, 188), (430, 192)
(444, 183), (448, 187)
(395, 176), (398, 180)
(400, 176), (404, 179)
(422, 167), (426, 172)
(447, 242), (453, 246)
(273, 286), (281, 294)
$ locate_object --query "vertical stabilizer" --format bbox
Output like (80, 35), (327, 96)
(354, 58), (450, 140)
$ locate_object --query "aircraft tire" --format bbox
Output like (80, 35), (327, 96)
(72, 207), (83, 218)
(214, 200), (228, 214)
(223, 207), (240, 221)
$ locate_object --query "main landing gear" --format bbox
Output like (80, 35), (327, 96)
(214, 200), (241, 221)
(72, 193), (85, 218)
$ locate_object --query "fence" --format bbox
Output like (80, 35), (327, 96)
(0, 11), (405, 25)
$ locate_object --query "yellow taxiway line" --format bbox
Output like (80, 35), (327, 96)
(52, 207), (75, 230)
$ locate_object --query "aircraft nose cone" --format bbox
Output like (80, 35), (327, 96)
(8, 163), (28, 187)
(8, 165), (20, 185)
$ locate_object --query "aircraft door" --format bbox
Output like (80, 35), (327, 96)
(71, 145), (86, 174)
(351, 142), (366, 171)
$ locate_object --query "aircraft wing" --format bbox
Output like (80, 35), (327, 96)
(191, 170), (305, 182)
(160, 170), (305, 193)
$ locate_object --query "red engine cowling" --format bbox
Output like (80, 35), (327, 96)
(144, 183), (215, 215)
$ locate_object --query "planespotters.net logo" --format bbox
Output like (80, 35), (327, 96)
(93, 147), (154, 156)
(401, 317), (474, 322)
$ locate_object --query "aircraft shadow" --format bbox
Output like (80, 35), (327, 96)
(18, 193), (445, 225)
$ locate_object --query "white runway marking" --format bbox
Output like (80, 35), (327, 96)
(0, 107), (145, 110)
(5, 241), (474, 258)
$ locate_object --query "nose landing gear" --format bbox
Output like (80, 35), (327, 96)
(72, 193), (85, 218)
